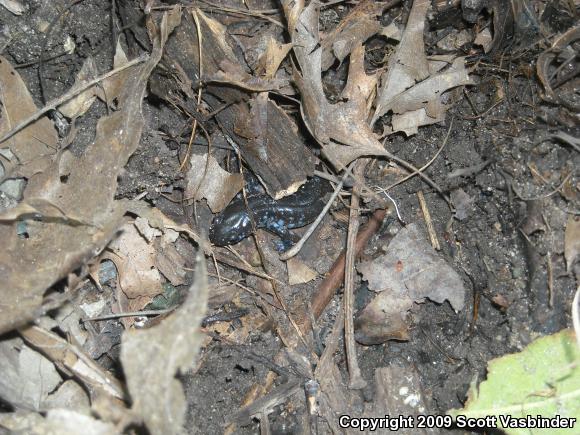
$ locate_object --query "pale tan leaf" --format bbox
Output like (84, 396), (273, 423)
(372, 0), (431, 123)
(121, 251), (209, 435)
(0, 55), (58, 180)
(106, 222), (162, 299)
(287, 257), (317, 285)
(185, 153), (244, 212)
(255, 37), (292, 79)
(58, 57), (100, 119)
(0, 8), (181, 335)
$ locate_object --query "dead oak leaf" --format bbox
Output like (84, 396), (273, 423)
(105, 222), (162, 300)
(372, 0), (430, 124)
(356, 223), (466, 344)
(0, 55), (58, 181)
(121, 251), (208, 435)
(291, 1), (387, 169)
(320, 0), (386, 71)
(255, 37), (293, 79)
(0, 9), (181, 335)
(185, 153), (244, 213)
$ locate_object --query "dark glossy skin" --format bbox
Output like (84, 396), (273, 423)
(209, 177), (328, 247)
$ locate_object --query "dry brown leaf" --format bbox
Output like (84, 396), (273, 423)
(105, 222), (162, 300)
(372, 0), (430, 124)
(255, 37), (292, 79)
(0, 8), (181, 335)
(59, 42), (131, 119)
(372, 1), (472, 135)
(185, 153), (244, 212)
(209, 58), (289, 92)
(121, 251), (209, 435)
(356, 223), (466, 344)
(0, 55), (58, 181)
(320, 0), (385, 71)
(382, 57), (473, 117)
(565, 215), (580, 273)
(290, 2), (387, 169)
(58, 57), (101, 119)
(0, 337), (62, 411)
(474, 27), (493, 52)
(287, 257), (317, 285)
(0, 409), (117, 435)
(20, 325), (124, 400)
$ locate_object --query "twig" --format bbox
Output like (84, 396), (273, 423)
(279, 162), (355, 260)
(305, 208), (388, 331)
(344, 159), (367, 389)
(383, 119), (454, 199)
(417, 190), (440, 251)
(447, 159), (492, 179)
(0, 54), (148, 145)
(179, 9), (205, 171)
(512, 172), (573, 201)
(82, 308), (175, 321)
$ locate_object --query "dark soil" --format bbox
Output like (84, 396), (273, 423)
(1, 0), (577, 434)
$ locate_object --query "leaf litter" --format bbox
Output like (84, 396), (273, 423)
(0, 0), (578, 434)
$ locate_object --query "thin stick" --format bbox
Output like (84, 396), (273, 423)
(344, 159), (367, 390)
(385, 118), (453, 192)
(83, 308), (175, 322)
(279, 162), (354, 260)
(305, 208), (388, 331)
(0, 54), (148, 145)
(417, 190), (440, 251)
(179, 9), (205, 171)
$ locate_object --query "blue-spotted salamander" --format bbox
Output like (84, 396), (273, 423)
(209, 177), (329, 248)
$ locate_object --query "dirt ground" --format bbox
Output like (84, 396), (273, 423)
(0, 0), (578, 434)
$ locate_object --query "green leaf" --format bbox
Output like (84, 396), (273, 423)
(448, 329), (580, 434)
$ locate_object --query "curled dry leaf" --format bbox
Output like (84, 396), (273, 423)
(185, 153), (244, 212)
(356, 223), (466, 344)
(0, 0), (25, 15)
(287, 257), (318, 285)
(290, 1), (387, 169)
(320, 0), (386, 71)
(120, 251), (209, 435)
(0, 8), (181, 335)
(19, 325), (124, 400)
(0, 337), (62, 411)
(104, 221), (163, 300)
(373, 0), (472, 135)
(0, 55), (58, 181)
(372, 0), (430, 124)
(58, 42), (131, 119)
(255, 37), (293, 79)
(58, 56), (101, 119)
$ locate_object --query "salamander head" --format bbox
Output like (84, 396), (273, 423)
(209, 209), (252, 246)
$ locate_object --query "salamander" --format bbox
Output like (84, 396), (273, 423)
(209, 177), (329, 248)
